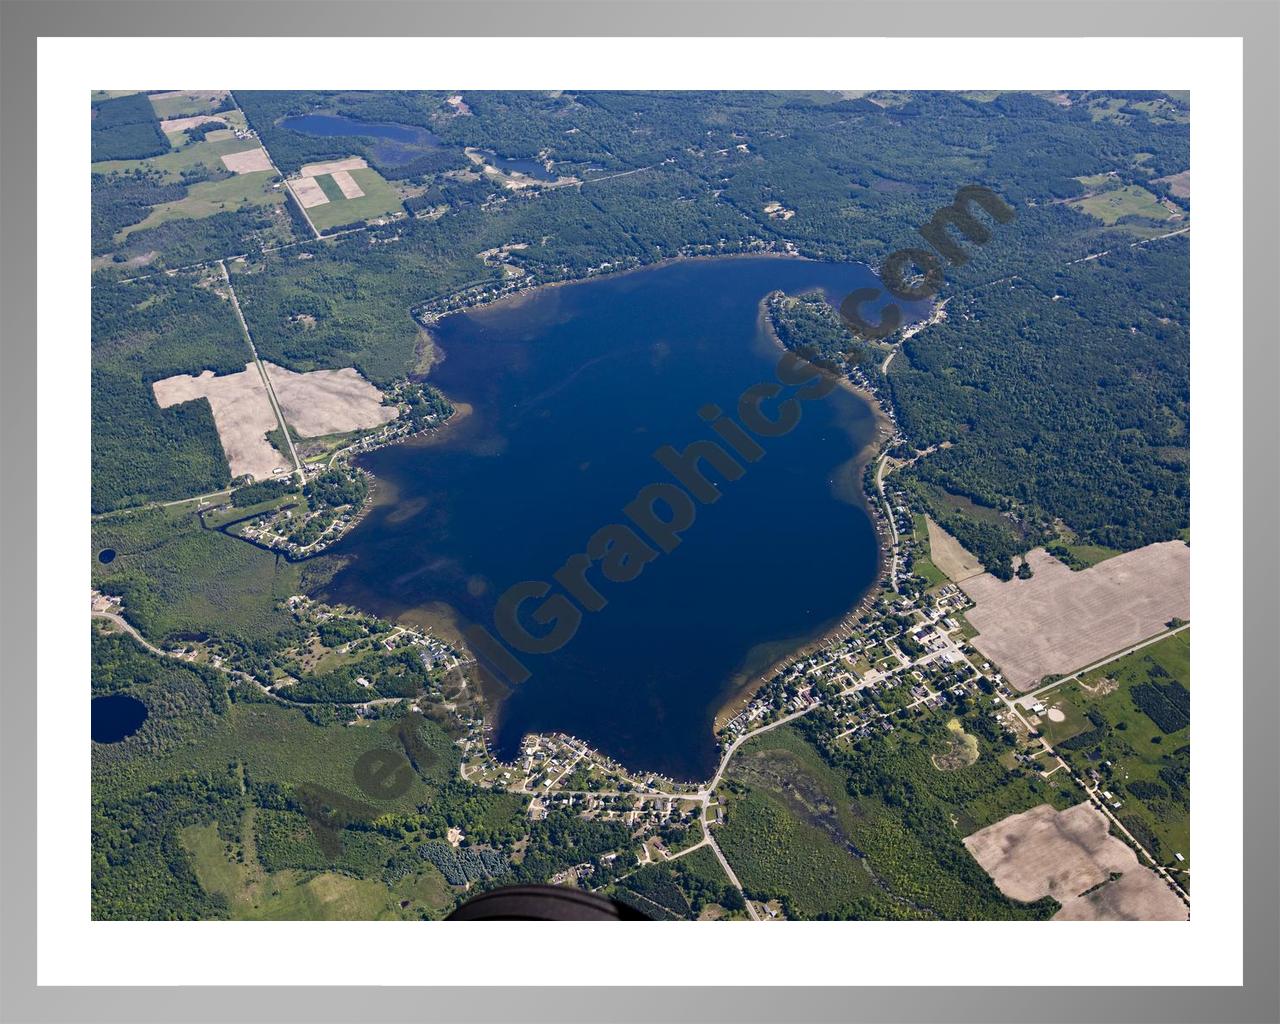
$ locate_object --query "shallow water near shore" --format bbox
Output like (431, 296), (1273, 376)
(319, 256), (908, 780)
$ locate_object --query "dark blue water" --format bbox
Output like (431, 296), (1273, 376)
(320, 257), (914, 780)
(279, 113), (442, 146)
(478, 149), (557, 181)
(92, 693), (148, 743)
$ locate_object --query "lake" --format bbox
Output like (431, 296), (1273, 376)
(476, 149), (558, 181)
(279, 113), (443, 146)
(319, 257), (913, 780)
(91, 693), (148, 744)
(279, 113), (449, 171)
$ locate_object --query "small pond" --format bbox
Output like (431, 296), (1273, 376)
(91, 693), (148, 743)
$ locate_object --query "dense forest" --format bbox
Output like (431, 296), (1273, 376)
(888, 235), (1189, 573)
(91, 271), (250, 511)
(91, 92), (169, 162)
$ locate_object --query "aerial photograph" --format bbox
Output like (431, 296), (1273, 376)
(89, 89), (1191, 922)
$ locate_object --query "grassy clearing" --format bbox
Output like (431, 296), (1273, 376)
(1076, 172), (1119, 189)
(149, 91), (231, 120)
(118, 171), (283, 238)
(907, 514), (948, 588)
(1070, 185), (1174, 226)
(307, 167), (405, 232)
(1049, 542), (1124, 570)
(181, 817), (453, 920)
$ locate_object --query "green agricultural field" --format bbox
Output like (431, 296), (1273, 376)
(315, 173), (347, 203)
(306, 167), (405, 232)
(1070, 185), (1175, 226)
(1052, 630), (1191, 867)
(93, 124), (254, 181)
(118, 171), (283, 238)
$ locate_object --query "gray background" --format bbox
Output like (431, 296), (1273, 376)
(1, 1), (1276, 1022)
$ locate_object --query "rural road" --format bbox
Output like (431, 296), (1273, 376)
(218, 260), (304, 481)
(705, 831), (761, 920)
(1021, 622), (1191, 701)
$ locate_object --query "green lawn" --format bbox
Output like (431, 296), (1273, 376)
(306, 167), (405, 232)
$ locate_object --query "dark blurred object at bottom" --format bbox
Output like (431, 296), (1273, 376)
(446, 884), (651, 921)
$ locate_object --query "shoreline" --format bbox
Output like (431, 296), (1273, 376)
(330, 256), (906, 784)
(709, 296), (902, 732)
(413, 247), (827, 335)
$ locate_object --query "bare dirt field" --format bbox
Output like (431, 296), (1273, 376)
(289, 177), (329, 208)
(964, 802), (1187, 920)
(959, 542), (1190, 689)
(330, 169), (365, 199)
(152, 363), (290, 482)
(262, 362), (398, 438)
(299, 156), (368, 178)
(220, 147), (273, 174)
(159, 114), (229, 135)
(926, 516), (985, 582)
(1154, 170), (1191, 199)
